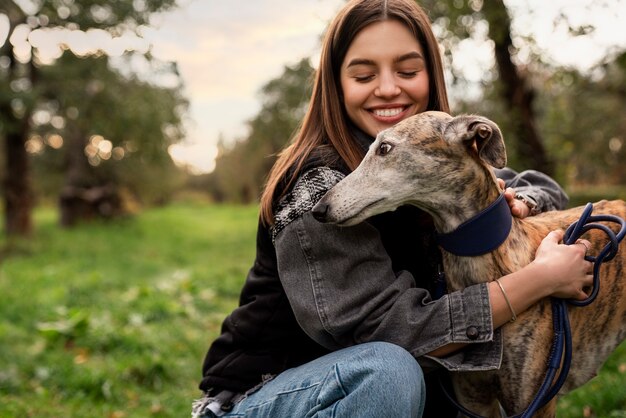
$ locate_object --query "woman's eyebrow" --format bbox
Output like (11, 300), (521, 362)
(395, 51), (424, 63)
(345, 51), (424, 68)
(346, 58), (376, 68)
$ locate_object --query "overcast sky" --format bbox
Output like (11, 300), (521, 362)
(146, 0), (346, 172)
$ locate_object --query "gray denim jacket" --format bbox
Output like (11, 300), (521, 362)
(272, 166), (568, 373)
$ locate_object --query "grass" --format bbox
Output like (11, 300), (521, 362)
(1, 203), (625, 417)
(0, 204), (257, 417)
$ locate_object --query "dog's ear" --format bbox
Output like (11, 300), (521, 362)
(444, 114), (507, 168)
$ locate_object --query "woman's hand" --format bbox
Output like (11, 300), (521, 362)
(497, 179), (531, 219)
(530, 230), (594, 300)
(488, 229), (593, 330)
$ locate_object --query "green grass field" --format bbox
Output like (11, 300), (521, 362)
(1, 204), (625, 417)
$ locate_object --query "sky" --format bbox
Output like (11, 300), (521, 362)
(2, 0), (626, 173)
(145, 0), (346, 173)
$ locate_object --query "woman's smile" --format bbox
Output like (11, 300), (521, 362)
(369, 105), (412, 124)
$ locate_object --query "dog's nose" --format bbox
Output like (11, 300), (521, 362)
(311, 202), (329, 222)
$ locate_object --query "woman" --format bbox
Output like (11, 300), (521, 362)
(193, 1), (592, 416)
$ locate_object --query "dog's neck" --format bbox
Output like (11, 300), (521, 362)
(427, 177), (503, 234)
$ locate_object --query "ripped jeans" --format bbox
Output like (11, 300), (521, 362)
(192, 341), (426, 418)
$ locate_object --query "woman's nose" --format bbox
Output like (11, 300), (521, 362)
(375, 72), (401, 97)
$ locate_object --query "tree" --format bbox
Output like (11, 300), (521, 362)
(33, 52), (187, 225)
(0, 0), (179, 234)
(539, 52), (626, 188)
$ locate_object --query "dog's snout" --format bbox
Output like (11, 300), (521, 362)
(312, 202), (329, 222)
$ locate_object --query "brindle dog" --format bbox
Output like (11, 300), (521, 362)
(312, 111), (626, 417)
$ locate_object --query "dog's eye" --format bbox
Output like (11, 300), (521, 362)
(377, 142), (393, 156)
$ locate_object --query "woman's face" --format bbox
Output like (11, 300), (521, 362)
(340, 19), (430, 138)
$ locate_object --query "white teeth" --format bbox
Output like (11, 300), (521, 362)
(373, 108), (403, 117)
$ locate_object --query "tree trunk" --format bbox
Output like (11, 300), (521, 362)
(483, 0), (554, 176)
(3, 119), (34, 236)
(1, 7), (34, 237)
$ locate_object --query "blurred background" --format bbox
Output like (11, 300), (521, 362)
(1, 0), (625, 417)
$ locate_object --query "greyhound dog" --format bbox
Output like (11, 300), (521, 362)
(312, 111), (626, 417)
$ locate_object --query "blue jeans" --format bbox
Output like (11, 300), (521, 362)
(195, 342), (426, 417)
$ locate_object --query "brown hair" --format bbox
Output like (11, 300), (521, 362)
(259, 0), (450, 225)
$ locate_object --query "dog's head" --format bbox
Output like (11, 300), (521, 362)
(312, 111), (506, 226)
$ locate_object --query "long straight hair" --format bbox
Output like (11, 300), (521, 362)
(259, 0), (450, 225)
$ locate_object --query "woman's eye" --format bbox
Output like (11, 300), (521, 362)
(399, 71), (418, 78)
(354, 74), (374, 82)
(377, 142), (392, 155)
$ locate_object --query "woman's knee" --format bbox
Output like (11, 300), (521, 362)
(337, 342), (426, 416)
(362, 341), (424, 387)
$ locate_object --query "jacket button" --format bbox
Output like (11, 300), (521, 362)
(466, 326), (479, 340)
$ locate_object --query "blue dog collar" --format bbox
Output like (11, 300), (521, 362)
(435, 193), (512, 256)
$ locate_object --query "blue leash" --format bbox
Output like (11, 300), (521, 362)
(440, 202), (626, 418)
